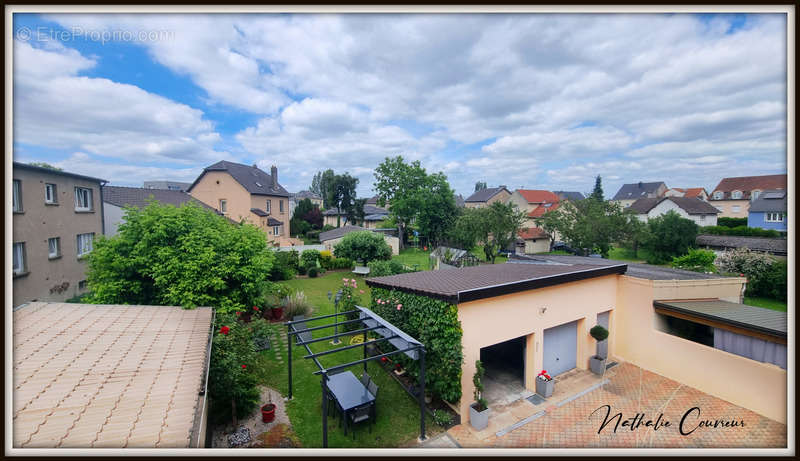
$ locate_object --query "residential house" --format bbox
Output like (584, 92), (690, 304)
(143, 180), (192, 191)
(709, 174), (787, 218)
(747, 190), (787, 232)
(611, 181), (668, 208)
(696, 234), (787, 257)
(664, 187), (709, 201)
(322, 204), (389, 229)
(319, 225), (399, 255)
(103, 186), (221, 236)
(12, 162), (106, 307)
(187, 161), (297, 246)
(516, 227), (552, 255)
(13, 302), (212, 447)
(366, 255), (785, 425)
(288, 190), (323, 218)
(508, 190), (562, 253)
(553, 191), (585, 202)
(627, 196), (720, 226)
(464, 186), (511, 208)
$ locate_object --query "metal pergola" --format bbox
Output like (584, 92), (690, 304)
(286, 306), (427, 448)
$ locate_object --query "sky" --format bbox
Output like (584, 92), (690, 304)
(11, 13), (788, 199)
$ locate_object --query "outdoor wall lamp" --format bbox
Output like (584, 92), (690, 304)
(540, 307), (547, 314)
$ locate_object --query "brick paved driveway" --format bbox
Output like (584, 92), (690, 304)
(447, 362), (786, 448)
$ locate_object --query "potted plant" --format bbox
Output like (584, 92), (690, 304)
(589, 325), (609, 375)
(536, 370), (553, 398)
(469, 360), (490, 430)
(261, 390), (276, 423)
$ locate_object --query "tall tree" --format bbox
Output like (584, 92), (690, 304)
(416, 173), (460, 248)
(310, 171), (323, 195)
(373, 156), (429, 250)
(536, 198), (628, 258)
(329, 173), (362, 227)
(641, 211), (699, 264)
(313, 169), (335, 209)
(474, 181), (487, 192)
(590, 175), (604, 201)
(449, 201), (525, 264)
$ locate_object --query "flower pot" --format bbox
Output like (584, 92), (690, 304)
(469, 403), (490, 431)
(271, 306), (284, 322)
(261, 403), (276, 423)
(536, 378), (554, 398)
(590, 355), (607, 375)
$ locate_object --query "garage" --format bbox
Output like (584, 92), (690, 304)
(543, 320), (578, 377)
(480, 336), (527, 405)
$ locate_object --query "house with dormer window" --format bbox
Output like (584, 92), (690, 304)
(709, 174), (787, 218)
(188, 160), (301, 246)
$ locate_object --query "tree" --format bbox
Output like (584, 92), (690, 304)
(86, 201), (274, 312)
(448, 208), (483, 251)
(619, 211), (649, 258)
(641, 211), (699, 264)
(333, 231), (392, 265)
(30, 162), (63, 171)
(536, 198), (628, 258)
(590, 175), (604, 201)
(474, 181), (487, 192)
(449, 201), (526, 263)
(414, 173), (459, 248)
(328, 173), (363, 227)
(292, 197), (323, 231)
(313, 169), (335, 209)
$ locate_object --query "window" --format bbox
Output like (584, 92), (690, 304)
(48, 237), (61, 259)
(77, 233), (94, 257)
(13, 179), (22, 212)
(75, 187), (93, 211)
(766, 213), (785, 223)
(751, 190), (761, 201)
(712, 191), (723, 200)
(13, 242), (26, 275)
(45, 183), (58, 204)
(279, 200), (284, 213)
(699, 214), (705, 221)
(266, 200), (271, 214)
(732, 205), (741, 213)
(167, 185), (180, 190)
(273, 226), (280, 236)
(219, 199), (227, 213)
(78, 280), (88, 291)
(731, 190), (742, 199)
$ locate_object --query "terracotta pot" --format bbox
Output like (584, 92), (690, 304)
(261, 403), (276, 423)
(271, 306), (284, 322)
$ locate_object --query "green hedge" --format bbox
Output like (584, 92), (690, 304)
(701, 225), (783, 238)
(717, 217), (748, 228)
(749, 259), (788, 302)
(367, 260), (418, 277)
(370, 288), (463, 403)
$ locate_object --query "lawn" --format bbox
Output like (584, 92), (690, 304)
(392, 248), (433, 271)
(743, 296), (787, 312)
(255, 271), (438, 448)
(470, 246), (508, 264)
(607, 246), (647, 263)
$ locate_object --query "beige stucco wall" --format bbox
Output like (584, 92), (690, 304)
(524, 238), (551, 254)
(614, 275), (786, 424)
(465, 189), (511, 209)
(12, 168), (103, 307)
(709, 199), (750, 218)
(457, 275), (619, 420)
(507, 191), (537, 213)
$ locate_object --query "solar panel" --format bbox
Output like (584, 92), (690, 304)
(763, 192), (785, 199)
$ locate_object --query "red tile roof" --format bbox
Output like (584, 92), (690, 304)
(517, 189), (560, 204)
(527, 201), (560, 218)
(712, 174), (787, 200)
(683, 187), (707, 198)
(518, 227), (549, 240)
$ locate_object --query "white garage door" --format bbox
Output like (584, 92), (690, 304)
(543, 320), (578, 377)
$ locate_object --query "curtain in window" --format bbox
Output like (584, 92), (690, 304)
(714, 328), (786, 369)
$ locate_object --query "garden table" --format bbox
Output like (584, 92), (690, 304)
(326, 371), (376, 435)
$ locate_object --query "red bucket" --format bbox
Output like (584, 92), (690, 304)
(261, 403), (276, 423)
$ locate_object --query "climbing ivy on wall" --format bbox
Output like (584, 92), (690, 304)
(370, 288), (463, 403)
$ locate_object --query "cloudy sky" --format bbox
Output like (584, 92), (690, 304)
(12, 12), (787, 199)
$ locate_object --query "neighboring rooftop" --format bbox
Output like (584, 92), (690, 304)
(13, 161), (107, 184)
(711, 174), (787, 200)
(322, 204), (388, 216)
(12, 303), (213, 448)
(627, 196), (720, 215)
(143, 180), (192, 191)
(553, 191), (585, 201)
(654, 300), (786, 340)
(465, 186), (510, 203)
(696, 234), (787, 256)
(319, 225), (368, 242)
(516, 189), (560, 204)
(528, 201), (560, 218)
(518, 227), (549, 240)
(366, 262), (627, 303)
(681, 187), (708, 198)
(188, 160), (289, 197)
(103, 186), (216, 211)
(290, 190), (322, 201)
(749, 189), (787, 213)
(612, 181), (666, 200)
(509, 254), (727, 281)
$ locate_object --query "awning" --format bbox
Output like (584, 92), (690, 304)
(654, 299), (786, 343)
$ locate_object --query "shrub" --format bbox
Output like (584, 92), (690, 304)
(590, 325), (609, 342)
(472, 360), (487, 411)
(308, 267), (319, 278)
(282, 291), (313, 319)
(297, 265), (308, 275)
(368, 259), (415, 277)
(208, 313), (260, 423)
(715, 247), (783, 299)
(671, 248), (717, 273)
(322, 224), (336, 232)
(290, 217), (311, 237)
(641, 211), (699, 264)
(319, 250), (333, 268)
(269, 250), (298, 281)
(305, 230), (322, 241)
(750, 259), (787, 302)
(301, 249), (320, 269)
(717, 217), (748, 228)
(700, 225), (783, 238)
(432, 409), (452, 427)
(334, 231), (392, 265)
(87, 201), (273, 312)
(330, 257), (354, 270)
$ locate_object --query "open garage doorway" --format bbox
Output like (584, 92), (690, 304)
(479, 335), (531, 406)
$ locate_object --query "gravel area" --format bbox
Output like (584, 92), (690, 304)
(211, 385), (292, 448)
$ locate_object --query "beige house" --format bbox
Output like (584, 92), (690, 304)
(611, 181), (667, 209)
(664, 187), (709, 201)
(366, 257), (785, 425)
(627, 196), (720, 226)
(464, 186), (511, 208)
(188, 161), (299, 246)
(322, 204), (389, 229)
(516, 227), (552, 254)
(12, 162), (106, 308)
(319, 225), (400, 256)
(709, 174), (787, 218)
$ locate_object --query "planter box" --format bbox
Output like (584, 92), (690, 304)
(469, 403), (490, 431)
(590, 356), (607, 375)
(536, 378), (554, 398)
(271, 307), (284, 322)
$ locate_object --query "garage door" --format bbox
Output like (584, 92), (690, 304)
(543, 321), (578, 377)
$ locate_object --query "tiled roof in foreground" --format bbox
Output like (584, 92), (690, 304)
(13, 303), (213, 448)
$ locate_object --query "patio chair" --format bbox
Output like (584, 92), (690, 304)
(347, 402), (373, 439)
(359, 372), (372, 388)
(367, 380), (379, 418)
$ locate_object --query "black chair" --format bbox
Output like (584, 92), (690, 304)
(367, 380), (379, 418)
(359, 372), (372, 388)
(347, 402), (373, 439)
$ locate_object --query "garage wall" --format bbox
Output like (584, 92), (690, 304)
(614, 275), (786, 424)
(456, 275), (619, 420)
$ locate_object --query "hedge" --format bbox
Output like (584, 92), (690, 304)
(367, 259), (418, 277)
(717, 217), (748, 228)
(700, 225), (784, 238)
(370, 288), (463, 403)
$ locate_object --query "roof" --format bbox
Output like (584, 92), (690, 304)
(528, 201), (560, 218)
(516, 189), (560, 204)
(13, 161), (107, 184)
(319, 225), (368, 242)
(627, 196), (720, 215)
(710, 174), (787, 200)
(465, 186), (509, 203)
(612, 181), (666, 200)
(290, 190), (322, 200)
(653, 300), (786, 339)
(188, 160), (289, 197)
(322, 204), (388, 216)
(103, 186), (215, 211)
(682, 187), (707, 198)
(749, 190), (787, 213)
(553, 191), (585, 201)
(366, 195), (380, 205)
(696, 234), (787, 255)
(250, 207), (268, 217)
(511, 254), (728, 280)
(365, 262), (627, 304)
(267, 217), (283, 226)
(518, 227), (549, 240)
(12, 302), (213, 448)
(143, 180), (192, 191)
(363, 213), (388, 221)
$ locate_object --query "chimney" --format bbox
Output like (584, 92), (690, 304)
(638, 181), (643, 188)
(252, 163), (257, 168)
(271, 165), (278, 188)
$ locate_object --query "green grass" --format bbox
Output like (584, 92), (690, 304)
(254, 271), (438, 447)
(470, 246), (508, 264)
(743, 296), (787, 312)
(391, 248), (433, 271)
(607, 246), (647, 263)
